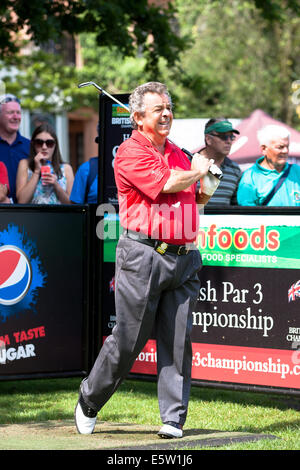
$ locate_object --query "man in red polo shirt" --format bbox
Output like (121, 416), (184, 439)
(116, 132), (201, 244)
(75, 82), (218, 438)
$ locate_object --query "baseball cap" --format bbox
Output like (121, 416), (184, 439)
(204, 120), (240, 135)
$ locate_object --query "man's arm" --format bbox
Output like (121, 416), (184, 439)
(162, 153), (213, 193)
(161, 168), (204, 193)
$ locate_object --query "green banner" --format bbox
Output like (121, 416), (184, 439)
(102, 214), (300, 269)
(198, 214), (300, 269)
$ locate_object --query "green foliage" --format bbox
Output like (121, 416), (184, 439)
(0, 0), (187, 74)
(1, 0), (300, 126)
(253, 0), (300, 22)
(1, 51), (83, 113)
(166, 0), (300, 126)
(76, 34), (147, 94)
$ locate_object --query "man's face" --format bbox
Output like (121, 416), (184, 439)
(0, 101), (22, 135)
(262, 137), (289, 172)
(206, 132), (236, 157)
(135, 92), (173, 143)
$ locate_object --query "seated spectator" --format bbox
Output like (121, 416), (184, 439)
(16, 123), (74, 204)
(197, 117), (241, 205)
(237, 125), (300, 206)
(0, 161), (11, 203)
(70, 157), (98, 204)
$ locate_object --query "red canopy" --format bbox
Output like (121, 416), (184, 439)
(229, 109), (300, 163)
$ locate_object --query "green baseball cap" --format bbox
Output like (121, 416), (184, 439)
(204, 120), (240, 135)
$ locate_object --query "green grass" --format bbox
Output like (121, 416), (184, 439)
(0, 377), (299, 450)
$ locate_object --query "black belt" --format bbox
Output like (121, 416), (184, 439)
(124, 229), (191, 255)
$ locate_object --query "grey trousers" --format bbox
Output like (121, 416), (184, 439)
(82, 233), (202, 426)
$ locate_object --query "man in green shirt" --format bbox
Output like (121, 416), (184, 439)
(237, 125), (300, 206)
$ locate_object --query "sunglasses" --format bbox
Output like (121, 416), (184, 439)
(0, 96), (21, 105)
(209, 133), (236, 142)
(33, 138), (56, 149)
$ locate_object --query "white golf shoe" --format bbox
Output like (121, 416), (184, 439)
(74, 391), (98, 434)
(158, 422), (183, 439)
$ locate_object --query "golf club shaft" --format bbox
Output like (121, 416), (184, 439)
(78, 81), (130, 112)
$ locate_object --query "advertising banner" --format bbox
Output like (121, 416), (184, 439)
(0, 206), (89, 379)
(96, 93), (300, 394)
(189, 213), (300, 392)
(99, 93), (131, 207)
(102, 211), (300, 394)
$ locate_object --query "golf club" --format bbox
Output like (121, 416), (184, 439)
(78, 81), (130, 112)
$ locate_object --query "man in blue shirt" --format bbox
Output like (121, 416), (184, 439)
(237, 125), (300, 206)
(0, 94), (30, 202)
(70, 156), (98, 204)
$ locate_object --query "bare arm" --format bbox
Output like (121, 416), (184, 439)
(16, 159), (40, 203)
(162, 153), (213, 194)
(162, 168), (204, 193)
(51, 164), (74, 204)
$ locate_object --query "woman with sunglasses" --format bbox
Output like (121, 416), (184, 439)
(16, 123), (74, 204)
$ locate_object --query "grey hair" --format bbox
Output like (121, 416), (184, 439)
(257, 125), (290, 146)
(129, 82), (172, 129)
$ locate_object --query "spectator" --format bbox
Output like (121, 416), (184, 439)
(197, 117), (241, 205)
(70, 130), (99, 204)
(16, 123), (74, 204)
(31, 113), (53, 129)
(237, 125), (300, 206)
(70, 156), (98, 204)
(0, 94), (30, 202)
(0, 161), (11, 203)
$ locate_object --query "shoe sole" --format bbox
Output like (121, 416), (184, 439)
(158, 431), (176, 439)
(157, 425), (183, 439)
(157, 431), (183, 439)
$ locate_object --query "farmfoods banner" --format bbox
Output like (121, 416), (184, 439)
(189, 213), (300, 392)
(102, 212), (300, 394)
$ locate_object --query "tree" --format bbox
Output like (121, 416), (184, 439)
(0, 0), (189, 74)
(163, 0), (300, 126)
(1, 0), (300, 126)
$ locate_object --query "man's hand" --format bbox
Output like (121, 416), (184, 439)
(0, 184), (10, 203)
(191, 153), (214, 178)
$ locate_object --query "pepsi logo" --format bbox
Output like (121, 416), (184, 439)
(0, 245), (32, 306)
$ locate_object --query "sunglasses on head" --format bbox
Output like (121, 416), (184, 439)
(209, 133), (236, 142)
(0, 96), (21, 105)
(33, 138), (56, 149)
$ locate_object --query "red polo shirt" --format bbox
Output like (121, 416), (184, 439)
(114, 130), (199, 244)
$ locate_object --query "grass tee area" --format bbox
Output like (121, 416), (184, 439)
(0, 377), (299, 450)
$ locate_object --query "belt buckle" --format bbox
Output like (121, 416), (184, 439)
(177, 245), (189, 255)
(155, 241), (168, 255)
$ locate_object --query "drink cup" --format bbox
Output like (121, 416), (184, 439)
(40, 165), (51, 185)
